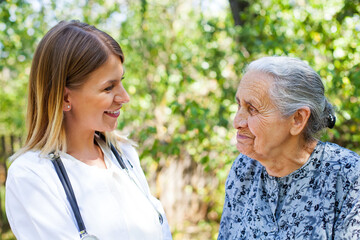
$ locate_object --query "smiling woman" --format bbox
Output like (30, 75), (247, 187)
(5, 20), (172, 240)
(64, 54), (129, 138)
(218, 56), (360, 239)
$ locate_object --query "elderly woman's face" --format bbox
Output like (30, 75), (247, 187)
(233, 71), (293, 161)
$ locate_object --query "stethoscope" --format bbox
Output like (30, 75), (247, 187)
(49, 133), (163, 240)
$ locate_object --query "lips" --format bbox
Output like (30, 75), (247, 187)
(237, 132), (254, 140)
(104, 109), (121, 118)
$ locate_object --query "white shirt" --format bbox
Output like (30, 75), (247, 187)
(5, 140), (172, 240)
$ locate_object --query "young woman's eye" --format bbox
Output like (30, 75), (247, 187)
(104, 85), (114, 91)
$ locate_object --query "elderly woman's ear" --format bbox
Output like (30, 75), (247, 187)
(289, 107), (311, 136)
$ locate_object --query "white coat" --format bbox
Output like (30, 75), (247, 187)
(5, 139), (172, 240)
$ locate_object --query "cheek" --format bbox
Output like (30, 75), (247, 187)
(90, 95), (111, 109)
(248, 116), (267, 137)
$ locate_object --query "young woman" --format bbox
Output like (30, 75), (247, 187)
(6, 20), (172, 240)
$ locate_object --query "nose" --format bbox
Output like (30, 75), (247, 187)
(233, 108), (248, 129)
(114, 83), (130, 104)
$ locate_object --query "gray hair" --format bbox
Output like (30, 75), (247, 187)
(245, 56), (335, 142)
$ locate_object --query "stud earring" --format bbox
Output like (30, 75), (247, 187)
(67, 105), (70, 109)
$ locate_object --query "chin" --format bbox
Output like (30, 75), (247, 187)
(237, 145), (259, 159)
(106, 121), (118, 131)
(236, 143), (250, 153)
(98, 125), (118, 133)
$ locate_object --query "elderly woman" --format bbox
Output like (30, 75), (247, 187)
(218, 56), (360, 239)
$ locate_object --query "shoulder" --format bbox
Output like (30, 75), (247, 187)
(322, 142), (360, 183)
(323, 142), (360, 169)
(324, 142), (360, 160)
(8, 150), (52, 179)
(119, 141), (138, 157)
(117, 141), (142, 170)
(119, 142), (139, 161)
(6, 150), (59, 198)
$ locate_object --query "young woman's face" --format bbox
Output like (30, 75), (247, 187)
(65, 54), (129, 133)
(233, 71), (293, 161)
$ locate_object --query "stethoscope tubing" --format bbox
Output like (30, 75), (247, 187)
(50, 133), (163, 239)
(51, 155), (87, 234)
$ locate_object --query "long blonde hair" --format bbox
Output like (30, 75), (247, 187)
(16, 20), (128, 159)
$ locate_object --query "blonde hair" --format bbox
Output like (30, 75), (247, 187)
(15, 20), (129, 159)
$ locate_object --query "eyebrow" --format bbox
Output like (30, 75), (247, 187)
(103, 72), (125, 84)
(236, 96), (257, 107)
(101, 79), (118, 87)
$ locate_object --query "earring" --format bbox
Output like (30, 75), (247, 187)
(67, 105), (70, 109)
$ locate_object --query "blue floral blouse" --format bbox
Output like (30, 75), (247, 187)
(218, 141), (360, 240)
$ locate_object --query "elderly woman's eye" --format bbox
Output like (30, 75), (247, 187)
(249, 106), (257, 114)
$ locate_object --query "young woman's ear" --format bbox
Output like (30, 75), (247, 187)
(63, 87), (71, 111)
(290, 107), (311, 136)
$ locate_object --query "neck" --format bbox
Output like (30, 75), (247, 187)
(64, 121), (106, 169)
(262, 138), (318, 178)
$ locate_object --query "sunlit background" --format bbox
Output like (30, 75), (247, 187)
(1, 0), (360, 239)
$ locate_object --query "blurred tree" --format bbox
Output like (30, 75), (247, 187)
(229, 0), (250, 26)
(336, 0), (360, 22)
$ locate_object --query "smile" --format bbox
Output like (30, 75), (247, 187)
(105, 110), (120, 114)
(104, 109), (120, 118)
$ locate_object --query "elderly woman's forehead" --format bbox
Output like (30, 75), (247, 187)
(237, 72), (273, 99)
(240, 70), (274, 86)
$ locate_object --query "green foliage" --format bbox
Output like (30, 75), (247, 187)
(1, 0), (360, 239)
(0, 0), (42, 135)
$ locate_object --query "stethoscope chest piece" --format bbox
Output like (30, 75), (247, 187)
(81, 234), (99, 240)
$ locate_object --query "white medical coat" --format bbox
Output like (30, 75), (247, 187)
(5, 140), (172, 240)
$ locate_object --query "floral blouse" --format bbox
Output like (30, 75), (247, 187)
(218, 141), (360, 240)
